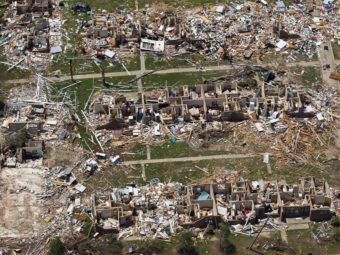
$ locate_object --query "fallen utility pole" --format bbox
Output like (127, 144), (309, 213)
(60, 81), (81, 91)
(7, 58), (24, 72)
(248, 217), (270, 255)
(121, 69), (160, 85)
(0, 60), (30, 71)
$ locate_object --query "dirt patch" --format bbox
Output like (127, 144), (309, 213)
(0, 166), (45, 238)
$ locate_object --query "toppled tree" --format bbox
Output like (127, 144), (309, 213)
(48, 237), (67, 255)
(219, 223), (236, 255)
(177, 230), (198, 255)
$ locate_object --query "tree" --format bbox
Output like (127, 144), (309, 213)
(177, 231), (198, 255)
(219, 222), (231, 239)
(219, 223), (236, 255)
(48, 237), (67, 255)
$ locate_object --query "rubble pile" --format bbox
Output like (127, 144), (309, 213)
(78, 1), (339, 62)
(0, 0), (63, 70)
(82, 66), (339, 165)
(89, 174), (338, 240)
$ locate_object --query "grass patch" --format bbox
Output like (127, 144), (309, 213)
(151, 141), (200, 159)
(136, 155), (335, 186)
(122, 239), (175, 255)
(0, 54), (31, 81)
(84, 165), (134, 192)
(108, 229), (340, 255)
(143, 70), (229, 87)
(76, 0), (134, 10)
(121, 143), (147, 161)
(146, 53), (230, 70)
(294, 52), (318, 62)
(299, 66), (322, 85)
(144, 162), (202, 183)
(286, 229), (340, 254)
(145, 55), (194, 70)
(228, 234), (254, 254)
(50, 55), (140, 75)
(75, 0), (228, 11)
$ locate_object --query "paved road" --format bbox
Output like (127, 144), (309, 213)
(121, 153), (262, 165)
(137, 52), (146, 93)
(5, 61), (327, 85)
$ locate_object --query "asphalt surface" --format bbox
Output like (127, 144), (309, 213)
(121, 153), (262, 165)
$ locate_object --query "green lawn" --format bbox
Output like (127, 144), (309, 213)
(151, 141), (200, 159)
(145, 55), (194, 70)
(297, 66), (322, 85)
(50, 54), (140, 76)
(144, 161), (209, 183)
(142, 70), (229, 87)
(75, 0), (228, 10)
(287, 229), (340, 255)
(145, 53), (230, 70)
(294, 52), (318, 62)
(121, 143), (148, 161)
(0, 54), (31, 81)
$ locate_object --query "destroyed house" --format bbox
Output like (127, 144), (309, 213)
(182, 184), (221, 228)
(27, 35), (50, 52)
(31, 104), (46, 117)
(8, 122), (27, 132)
(87, 74), (324, 132)
(16, 1), (30, 15)
(90, 177), (336, 238)
(305, 177), (334, 221)
(27, 122), (44, 135)
(33, 18), (49, 33)
(140, 39), (165, 52)
(21, 139), (44, 159)
(91, 192), (134, 234)
(275, 177), (334, 222)
(15, 0), (52, 14)
(278, 181), (311, 221)
(32, 0), (52, 14)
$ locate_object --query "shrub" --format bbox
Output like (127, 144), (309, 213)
(48, 237), (67, 255)
(177, 231), (198, 255)
(137, 238), (162, 255)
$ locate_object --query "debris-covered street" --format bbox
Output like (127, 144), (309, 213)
(0, 0), (339, 254)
